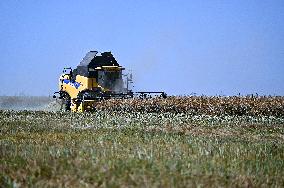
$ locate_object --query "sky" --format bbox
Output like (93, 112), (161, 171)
(0, 0), (283, 96)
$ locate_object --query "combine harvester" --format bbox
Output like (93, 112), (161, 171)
(54, 51), (167, 112)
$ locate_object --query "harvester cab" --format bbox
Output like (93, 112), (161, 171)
(54, 51), (166, 112)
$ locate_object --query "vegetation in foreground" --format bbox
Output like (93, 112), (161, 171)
(0, 109), (284, 187)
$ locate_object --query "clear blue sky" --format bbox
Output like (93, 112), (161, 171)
(0, 0), (283, 96)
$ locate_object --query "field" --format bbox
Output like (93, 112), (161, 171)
(1, 96), (284, 187)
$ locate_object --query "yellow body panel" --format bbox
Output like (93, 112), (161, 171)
(59, 75), (97, 112)
(95, 66), (124, 71)
(58, 66), (121, 112)
(59, 75), (96, 98)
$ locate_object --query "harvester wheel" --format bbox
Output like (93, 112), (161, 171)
(59, 92), (71, 111)
(63, 99), (71, 111)
(59, 99), (71, 111)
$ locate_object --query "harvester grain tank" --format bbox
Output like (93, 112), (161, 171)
(54, 51), (166, 112)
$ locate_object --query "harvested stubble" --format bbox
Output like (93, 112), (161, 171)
(95, 96), (284, 117)
(1, 109), (284, 187)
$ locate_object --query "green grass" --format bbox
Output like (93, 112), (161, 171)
(1, 110), (284, 187)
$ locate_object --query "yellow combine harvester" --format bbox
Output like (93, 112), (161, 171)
(54, 51), (166, 112)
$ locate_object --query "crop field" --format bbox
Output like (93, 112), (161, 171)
(1, 96), (284, 187)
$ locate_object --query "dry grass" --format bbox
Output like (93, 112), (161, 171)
(1, 106), (284, 187)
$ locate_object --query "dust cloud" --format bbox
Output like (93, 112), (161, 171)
(0, 96), (61, 112)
